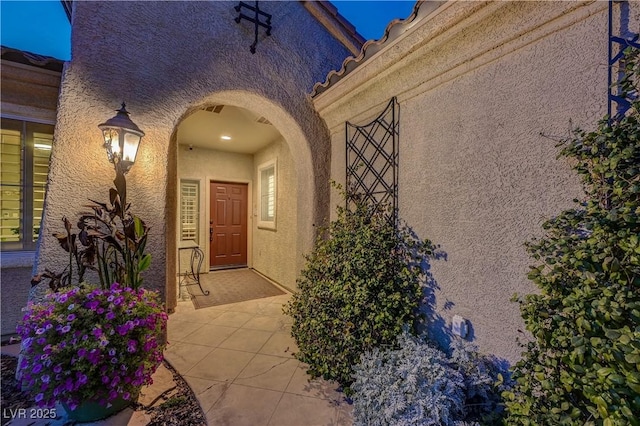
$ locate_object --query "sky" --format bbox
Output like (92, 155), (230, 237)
(0, 1), (416, 61)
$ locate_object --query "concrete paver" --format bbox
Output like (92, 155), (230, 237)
(172, 293), (353, 425)
(2, 292), (354, 425)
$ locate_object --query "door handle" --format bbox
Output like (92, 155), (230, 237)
(210, 221), (214, 242)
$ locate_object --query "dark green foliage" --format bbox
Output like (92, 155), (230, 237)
(33, 168), (151, 291)
(283, 188), (433, 393)
(503, 49), (640, 425)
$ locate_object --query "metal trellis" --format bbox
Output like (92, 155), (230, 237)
(345, 97), (399, 225)
(608, 0), (640, 119)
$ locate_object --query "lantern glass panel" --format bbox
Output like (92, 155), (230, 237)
(123, 132), (140, 163)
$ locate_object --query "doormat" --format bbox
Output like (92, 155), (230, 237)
(189, 269), (286, 309)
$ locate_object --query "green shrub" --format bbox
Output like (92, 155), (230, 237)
(503, 49), (640, 425)
(283, 189), (433, 393)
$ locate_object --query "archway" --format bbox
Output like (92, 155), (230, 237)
(166, 91), (319, 311)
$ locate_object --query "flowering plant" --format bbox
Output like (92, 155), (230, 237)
(17, 283), (168, 409)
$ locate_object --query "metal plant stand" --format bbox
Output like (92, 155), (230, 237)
(178, 240), (209, 296)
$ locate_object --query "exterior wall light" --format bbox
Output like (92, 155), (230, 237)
(98, 103), (145, 173)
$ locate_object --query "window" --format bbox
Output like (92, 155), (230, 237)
(180, 180), (199, 243)
(258, 160), (276, 229)
(0, 118), (54, 251)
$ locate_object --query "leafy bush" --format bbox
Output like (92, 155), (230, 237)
(352, 332), (505, 425)
(503, 48), (640, 425)
(283, 189), (433, 392)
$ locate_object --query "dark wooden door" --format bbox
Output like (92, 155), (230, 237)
(210, 181), (248, 268)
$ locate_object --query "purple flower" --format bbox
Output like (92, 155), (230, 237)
(36, 328), (46, 335)
(77, 348), (87, 358)
(67, 314), (76, 322)
(87, 349), (100, 365)
(32, 363), (43, 374)
(67, 304), (75, 310)
(126, 340), (137, 353)
(106, 312), (116, 321)
(92, 327), (103, 338)
(35, 393), (44, 403)
(113, 296), (124, 306)
(85, 300), (100, 310)
(53, 365), (62, 374)
(60, 325), (71, 334)
(77, 374), (88, 386)
(102, 375), (110, 384)
(41, 375), (50, 384)
(108, 348), (116, 357)
(97, 308), (105, 314)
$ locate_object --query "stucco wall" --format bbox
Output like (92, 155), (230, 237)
(252, 138), (298, 290)
(36, 1), (352, 309)
(314, 1), (626, 362)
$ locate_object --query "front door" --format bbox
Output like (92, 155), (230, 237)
(210, 181), (248, 268)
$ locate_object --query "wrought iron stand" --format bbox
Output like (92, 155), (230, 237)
(178, 240), (209, 296)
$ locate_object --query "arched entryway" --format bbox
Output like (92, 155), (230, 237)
(165, 91), (320, 310)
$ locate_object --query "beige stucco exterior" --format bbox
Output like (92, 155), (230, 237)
(252, 138), (298, 289)
(313, 1), (639, 362)
(34, 1), (357, 310)
(1, 50), (62, 336)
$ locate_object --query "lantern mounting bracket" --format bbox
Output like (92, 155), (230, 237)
(234, 1), (272, 54)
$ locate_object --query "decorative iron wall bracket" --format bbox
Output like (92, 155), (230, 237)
(608, 0), (640, 119)
(234, 1), (272, 54)
(345, 97), (399, 226)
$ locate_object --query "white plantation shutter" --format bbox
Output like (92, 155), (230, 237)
(258, 160), (276, 229)
(180, 181), (199, 242)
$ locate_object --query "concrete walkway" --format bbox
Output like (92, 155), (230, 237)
(3, 293), (353, 425)
(166, 293), (353, 425)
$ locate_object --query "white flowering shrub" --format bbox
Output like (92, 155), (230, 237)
(352, 332), (505, 426)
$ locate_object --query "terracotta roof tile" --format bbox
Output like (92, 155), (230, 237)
(1, 46), (64, 72)
(311, 1), (444, 98)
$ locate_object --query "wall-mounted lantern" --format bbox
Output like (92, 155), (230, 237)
(98, 103), (145, 174)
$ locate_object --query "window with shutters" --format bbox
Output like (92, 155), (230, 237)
(180, 180), (199, 243)
(0, 118), (54, 251)
(258, 160), (276, 230)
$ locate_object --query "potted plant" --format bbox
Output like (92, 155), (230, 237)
(17, 167), (167, 421)
(16, 283), (167, 421)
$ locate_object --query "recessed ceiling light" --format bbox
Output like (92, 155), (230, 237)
(220, 135), (232, 141)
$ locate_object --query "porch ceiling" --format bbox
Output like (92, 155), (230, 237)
(177, 105), (282, 154)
